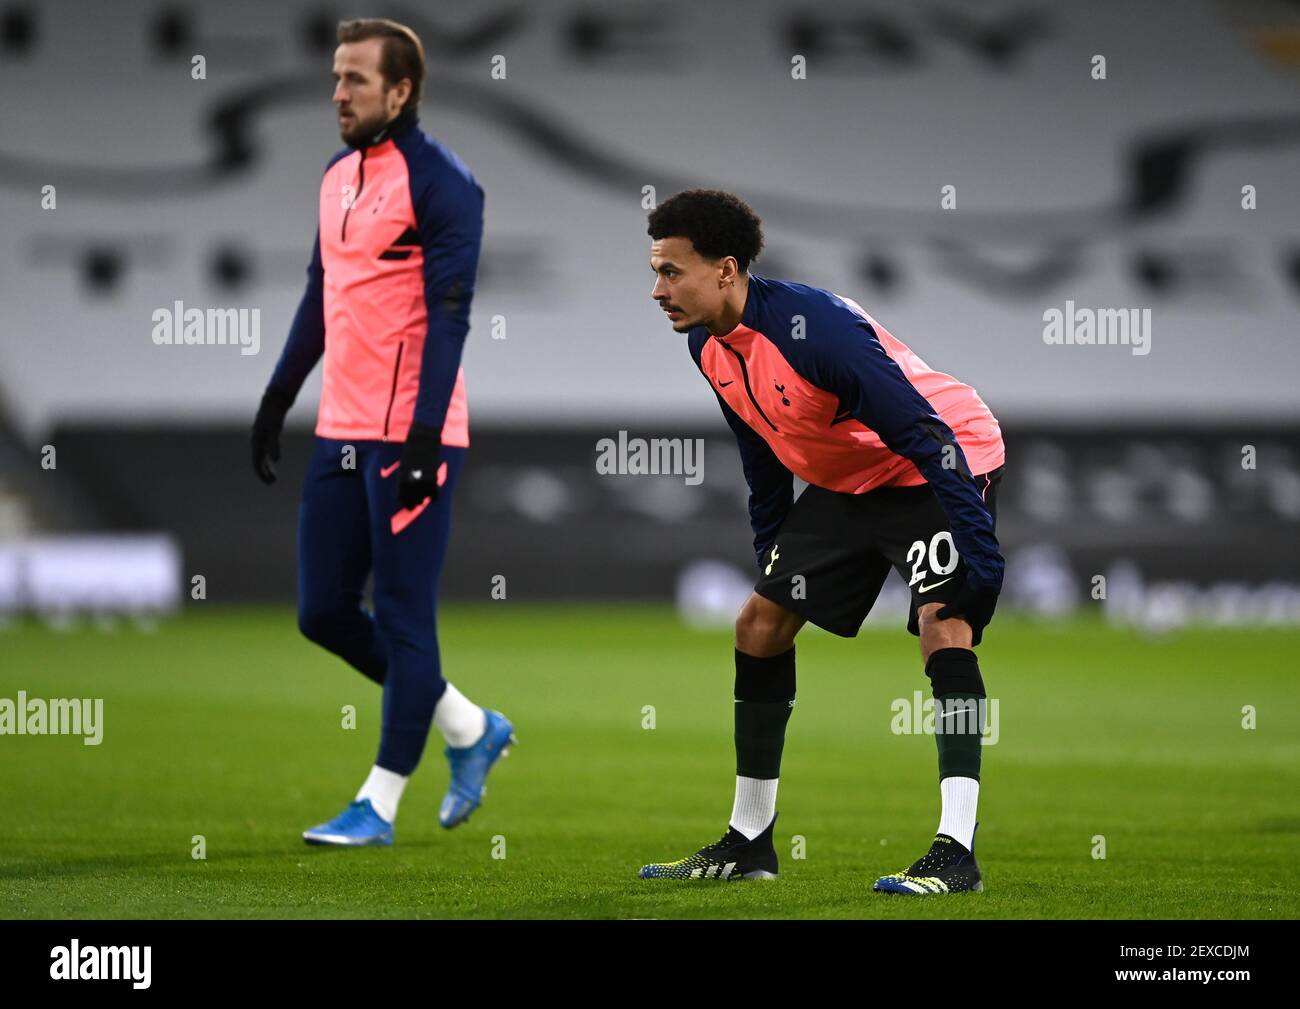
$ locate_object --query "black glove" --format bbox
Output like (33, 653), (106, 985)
(398, 423), (442, 509)
(936, 578), (1000, 647)
(251, 386), (293, 485)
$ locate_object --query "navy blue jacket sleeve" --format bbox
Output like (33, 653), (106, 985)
(715, 391), (795, 567)
(411, 169), (485, 432)
(813, 321), (1004, 592)
(267, 229), (325, 401)
(688, 331), (794, 566)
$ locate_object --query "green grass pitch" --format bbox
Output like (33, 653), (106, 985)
(2, 605), (1297, 919)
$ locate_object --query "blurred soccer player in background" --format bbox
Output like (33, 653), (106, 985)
(250, 18), (514, 846)
(639, 190), (1004, 893)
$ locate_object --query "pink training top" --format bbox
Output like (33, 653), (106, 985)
(687, 274), (1005, 585)
(696, 295), (1004, 494)
(317, 138), (470, 445)
(270, 109), (483, 447)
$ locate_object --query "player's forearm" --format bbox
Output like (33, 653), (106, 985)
(838, 344), (1004, 589)
(750, 489), (792, 567)
(746, 461), (794, 565)
(917, 456), (1004, 591)
(411, 326), (467, 429)
(721, 396), (794, 566)
(266, 273), (325, 401)
(882, 415), (1003, 589)
(411, 269), (474, 428)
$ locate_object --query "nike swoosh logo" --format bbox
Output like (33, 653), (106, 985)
(917, 578), (953, 593)
(718, 380), (733, 387)
(380, 461), (400, 478)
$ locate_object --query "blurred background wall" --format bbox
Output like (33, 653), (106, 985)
(1, 0), (1297, 628)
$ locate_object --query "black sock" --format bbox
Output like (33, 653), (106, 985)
(734, 646), (796, 780)
(925, 647), (985, 782)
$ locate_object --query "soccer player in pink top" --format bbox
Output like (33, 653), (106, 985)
(638, 191), (1005, 894)
(250, 19), (513, 846)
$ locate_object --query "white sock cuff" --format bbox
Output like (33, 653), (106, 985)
(730, 775), (779, 840)
(356, 765), (408, 823)
(434, 682), (487, 748)
(936, 775), (979, 851)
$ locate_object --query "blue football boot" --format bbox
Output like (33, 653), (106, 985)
(302, 798), (394, 846)
(439, 709), (516, 828)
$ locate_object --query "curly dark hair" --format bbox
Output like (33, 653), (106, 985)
(647, 189), (765, 272)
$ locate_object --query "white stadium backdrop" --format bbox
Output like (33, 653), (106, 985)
(0, 0), (1297, 439)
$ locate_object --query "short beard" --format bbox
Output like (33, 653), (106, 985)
(339, 110), (389, 147)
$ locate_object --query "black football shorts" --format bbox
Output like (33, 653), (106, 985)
(752, 467), (1003, 640)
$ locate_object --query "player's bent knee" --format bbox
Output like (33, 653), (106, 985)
(297, 603), (358, 648)
(917, 602), (972, 661)
(735, 594), (800, 657)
